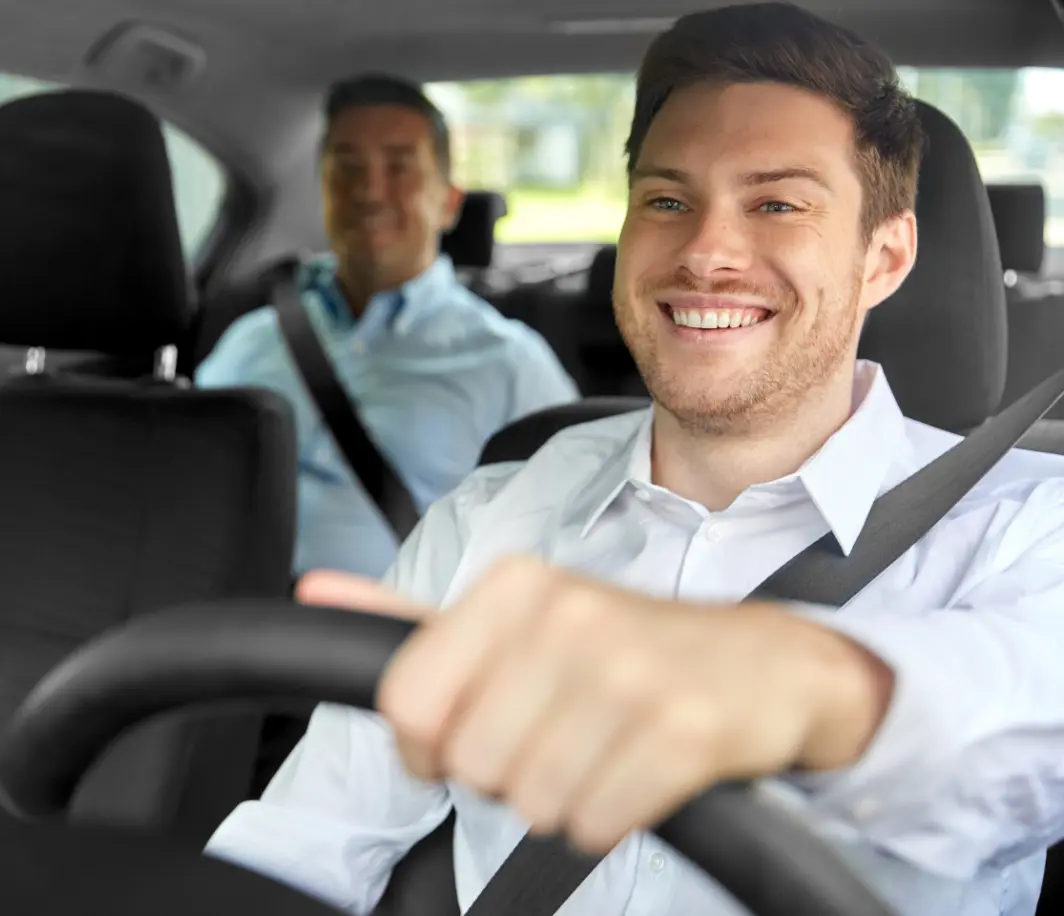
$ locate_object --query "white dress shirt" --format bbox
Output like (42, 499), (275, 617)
(207, 361), (1064, 916)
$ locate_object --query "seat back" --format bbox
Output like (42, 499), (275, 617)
(990, 183), (1064, 420)
(0, 89), (298, 845)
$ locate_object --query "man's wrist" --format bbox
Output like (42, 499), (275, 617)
(794, 618), (896, 772)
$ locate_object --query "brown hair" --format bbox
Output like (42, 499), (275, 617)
(324, 73), (452, 178)
(626, 2), (925, 240)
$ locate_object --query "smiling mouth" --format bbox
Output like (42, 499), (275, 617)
(659, 303), (774, 330)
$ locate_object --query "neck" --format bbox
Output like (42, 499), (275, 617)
(651, 365), (858, 512)
(335, 252), (436, 320)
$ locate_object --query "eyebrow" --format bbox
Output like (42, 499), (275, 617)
(327, 142), (418, 158)
(740, 167), (833, 193)
(630, 164), (833, 193)
(629, 166), (691, 185)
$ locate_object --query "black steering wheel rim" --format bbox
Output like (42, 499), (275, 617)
(0, 600), (897, 916)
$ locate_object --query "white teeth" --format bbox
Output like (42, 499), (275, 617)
(670, 308), (768, 330)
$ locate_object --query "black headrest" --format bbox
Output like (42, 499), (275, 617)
(479, 397), (647, 465)
(987, 183), (1045, 275)
(0, 89), (191, 356)
(587, 245), (615, 302)
(858, 100), (1006, 432)
(441, 190), (507, 269)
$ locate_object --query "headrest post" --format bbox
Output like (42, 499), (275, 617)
(24, 347), (46, 376)
(153, 345), (178, 382)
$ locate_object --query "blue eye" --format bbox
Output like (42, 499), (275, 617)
(760, 201), (797, 213)
(649, 197), (687, 212)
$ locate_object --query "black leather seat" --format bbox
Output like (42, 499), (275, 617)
(0, 89), (299, 847)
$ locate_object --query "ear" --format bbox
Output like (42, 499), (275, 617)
(859, 209), (918, 315)
(441, 185), (466, 233)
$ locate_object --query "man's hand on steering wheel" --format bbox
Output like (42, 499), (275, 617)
(297, 556), (894, 854)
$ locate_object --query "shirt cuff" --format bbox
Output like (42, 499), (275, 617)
(774, 604), (965, 833)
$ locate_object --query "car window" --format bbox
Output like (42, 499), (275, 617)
(426, 69), (1064, 252)
(0, 71), (227, 261)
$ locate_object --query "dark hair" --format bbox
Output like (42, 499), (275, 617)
(626, 2), (925, 239)
(323, 73), (452, 178)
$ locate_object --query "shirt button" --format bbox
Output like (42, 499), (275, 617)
(634, 488), (652, 503)
(701, 525), (721, 543)
(351, 340), (367, 355)
(649, 852), (667, 873)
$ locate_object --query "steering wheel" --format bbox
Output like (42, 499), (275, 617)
(0, 600), (898, 916)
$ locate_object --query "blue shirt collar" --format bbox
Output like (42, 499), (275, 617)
(299, 252), (460, 337)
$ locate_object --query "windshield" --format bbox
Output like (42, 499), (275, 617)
(426, 68), (1064, 252)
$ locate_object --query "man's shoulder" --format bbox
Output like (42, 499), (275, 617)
(440, 408), (646, 519)
(406, 408), (645, 604)
(900, 416), (1064, 553)
(195, 305), (287, 385)
(428, 284), (557, 353)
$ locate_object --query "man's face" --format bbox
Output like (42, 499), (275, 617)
(320, 105), (462, 291)
(614, 81), (916, 434)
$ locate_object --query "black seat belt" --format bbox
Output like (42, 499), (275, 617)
(372, 365), (1064, 916)
(272, 267), (421, 542)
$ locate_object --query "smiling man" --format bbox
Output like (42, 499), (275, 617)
(196, 75), (578, 579)
(207, 5), (1064, 915)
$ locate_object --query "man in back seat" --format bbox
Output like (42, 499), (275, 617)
(197, 74), (578, 578)
(208, 5), (1064, 915)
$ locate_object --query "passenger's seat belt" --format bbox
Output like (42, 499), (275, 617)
(372, 365), (1064, 916)
(273, 268), (421, 542)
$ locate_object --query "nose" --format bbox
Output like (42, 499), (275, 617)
(348, 160), (387, 205)
(676, 203), (754, 278)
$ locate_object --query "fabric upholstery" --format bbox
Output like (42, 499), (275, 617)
(0, 89), (193, 355)
(0, 89), (299, 848)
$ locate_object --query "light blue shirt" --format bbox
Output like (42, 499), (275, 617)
(206, 360), (1064, 915)
(196, 253), (579, 577)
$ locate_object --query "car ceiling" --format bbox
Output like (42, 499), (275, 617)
(0, 0), (1061, 274)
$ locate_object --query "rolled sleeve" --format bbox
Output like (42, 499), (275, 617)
(778, 563), (1064, 880)
(204, 465), (523, 912)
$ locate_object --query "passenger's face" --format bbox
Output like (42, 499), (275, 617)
(614, 81), (916, 434)
(321, 105), (462, 291)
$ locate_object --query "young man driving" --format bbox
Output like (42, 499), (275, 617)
(207, 4), (1064, 914)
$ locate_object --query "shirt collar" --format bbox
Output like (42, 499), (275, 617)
(571, 360), (911, 555)
(301, 252), (459, 337)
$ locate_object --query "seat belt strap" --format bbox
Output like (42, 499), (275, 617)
(449, 366), (1064, 916)
(751, 365), (1064, 603)
(272, 268), (421, 542)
